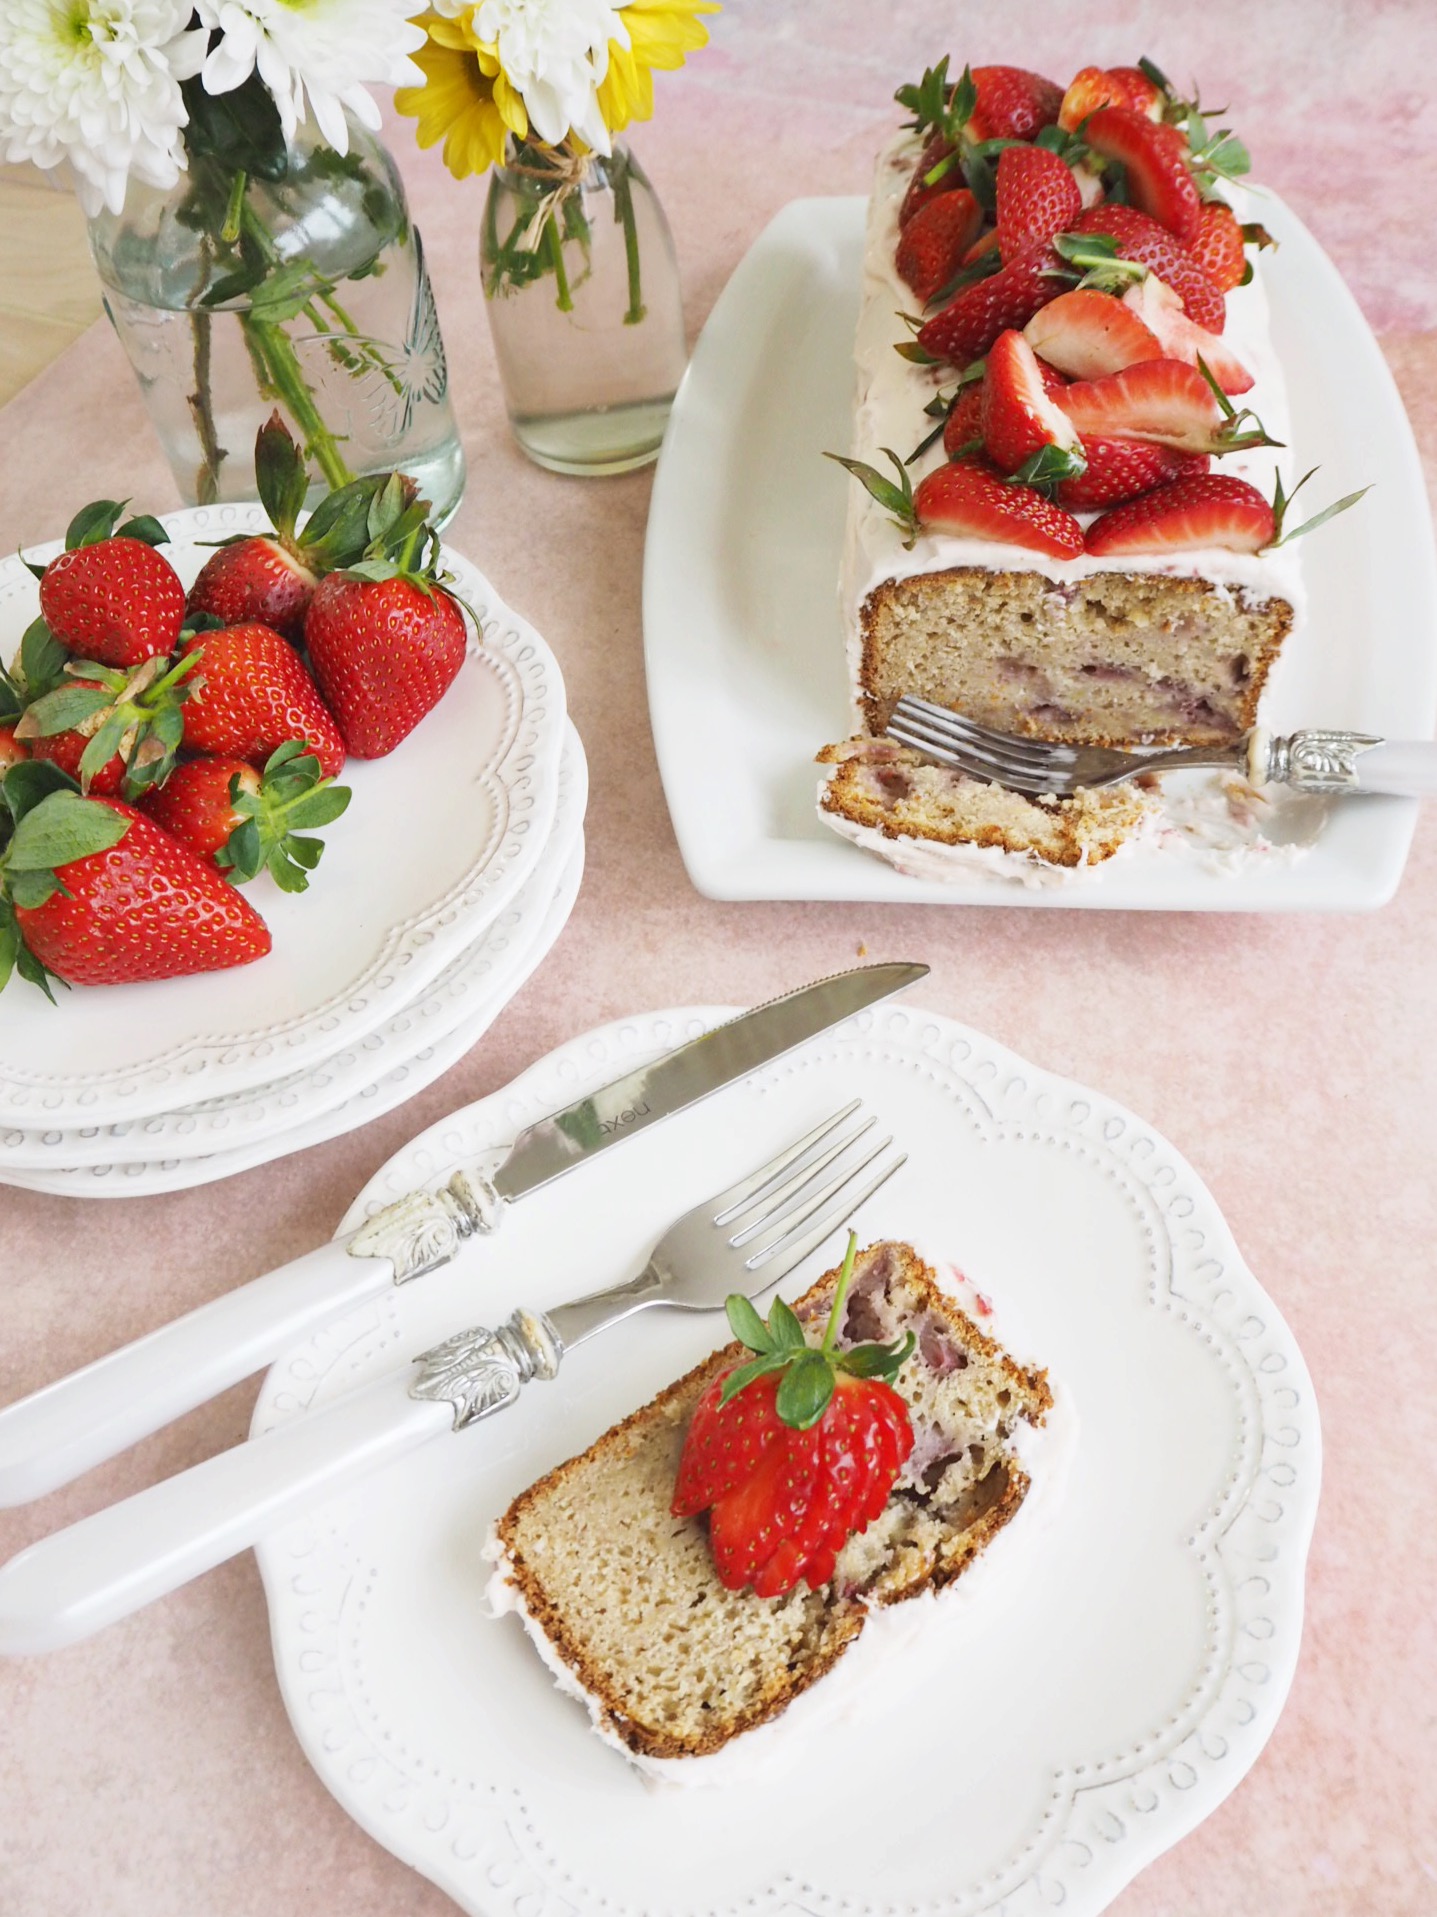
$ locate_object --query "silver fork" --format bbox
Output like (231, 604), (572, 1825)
(885, 695), (1434, 801)
(0, 1105), (904, 1655)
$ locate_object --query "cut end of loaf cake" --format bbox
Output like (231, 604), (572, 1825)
(488, 1243), (1052, 1763)
(817, 737), (1154, 872)
(858, 567), (1293, 748)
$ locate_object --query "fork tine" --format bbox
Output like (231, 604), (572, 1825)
(893, 698), (1083, 770)
(744, 1150), (908, 1285)
(707, 1100), (862, 1223)
(720, 1115), (877, 1236)
(887, 718), (1066, 784)
(739, 1133), (898, 1262)
(886, 721), (1067, 796)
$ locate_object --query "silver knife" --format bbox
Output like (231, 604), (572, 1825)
(0, 962), (927, 1506)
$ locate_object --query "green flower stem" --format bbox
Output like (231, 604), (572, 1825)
(544, 214), (573, 313)
(221, 168), (248, 246)
(187, 310), (225, 505)
(613, 160), (646, 326)
(242, 314), (354, 489)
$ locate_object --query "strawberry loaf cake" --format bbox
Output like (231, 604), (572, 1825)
(821, 57), (1321, 876)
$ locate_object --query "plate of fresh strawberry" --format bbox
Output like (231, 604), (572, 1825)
(0, 424), (566, 1129)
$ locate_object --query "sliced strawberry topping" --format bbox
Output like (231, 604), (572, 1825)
(995, 144), (1082, 264)
(899, 131), (956, 228)
(943, 380), (986, 456)
(1023, 287), (1164, 379)
(1082, 106), (1203, 244)
(917, 242), (1063, 365)
(1084, 473), (1276, 555)
(1188, 201), (1248, 293)
(896, 188), (983, 303)
(915, 459), (1085, 558)
(1058, 64), (1163, 132)
(966, 65), (1064, 140)
(1056, 358), (1227, 453)
(981, 329), (1083, 474)
(1122, 277), (1252, 393)
(1068, 204), (1226, 332)
(1058, 438), (1210, 511)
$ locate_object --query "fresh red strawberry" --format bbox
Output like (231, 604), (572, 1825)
(1057, 438), (1210, 510)
(1023, 287), (1165, 379)
(1058, 64), (1163, 132)
(981, 329), (1084, 475)
(966, 65), (1064, 140)
(303, 479), (468, 759)
(994, 144), (1083, 263)
(1122, 278), (1252, 393)
(1056, 359), (1239, 452)
(14, 650), (201, 797)
(671, 1235), (915, 1598)
(943, 380), (987, 455)
(0, 791), (270, 995)
(1085, 472), (1276, 555)
(917, 242), (1064, 365)
(1188, 201), (1247, 293)
(1068, 205), (1226, 332)
(896, 189), (982, 303)
(0, 726), (26, 773)
(1082, 107), (1203, 244)
(306, 577), (466, 759)
(141, 740), (351, 892)
(915, 458), (1085, 557)
(185, 415), (395, 642)
(180, 623), (346, 780)
(899, 130), (957, 228)
(36, 501), (185, 669)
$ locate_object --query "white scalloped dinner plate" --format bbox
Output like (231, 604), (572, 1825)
(0, 505), (566, 1127)
(251, 1001), (1320, 1917)
(644, 194), (1437, 908)
(0, 721), (586, 1177)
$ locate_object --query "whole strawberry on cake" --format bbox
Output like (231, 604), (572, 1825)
(822, 57), (1364, 879)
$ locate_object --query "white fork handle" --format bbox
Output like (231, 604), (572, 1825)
(0, 1238), (395, 1508)
(1354, 740), (1437, 797)
(0, 1371), (451, 1655)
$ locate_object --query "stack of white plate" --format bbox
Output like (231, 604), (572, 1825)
(0, 506), (585, 1198)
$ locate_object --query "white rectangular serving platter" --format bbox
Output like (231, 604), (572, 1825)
(643, 194), (1437, 910)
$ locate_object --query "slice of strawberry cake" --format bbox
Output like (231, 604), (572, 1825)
(820, 57), (1341, 878)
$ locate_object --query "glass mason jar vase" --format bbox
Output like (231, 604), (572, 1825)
(481, 142), (687, 475)
(87, 117), (466, 523)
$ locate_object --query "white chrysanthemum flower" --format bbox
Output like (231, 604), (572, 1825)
(194, 0), (426, 154)
(472, 0), (630, 152)
(0, 0), (205, 216)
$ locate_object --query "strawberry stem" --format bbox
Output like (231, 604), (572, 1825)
(820, 1232), (859, 1357)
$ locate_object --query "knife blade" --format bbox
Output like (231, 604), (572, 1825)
(0, 962), (927, 1506)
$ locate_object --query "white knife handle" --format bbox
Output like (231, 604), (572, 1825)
(0, 1241), (393, 1508)
(1354, 740), (1437, 797)
(0, 1163), (507, 1510)
(0, 1374), (451, 1655)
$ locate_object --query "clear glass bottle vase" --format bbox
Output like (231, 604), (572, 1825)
(480, 142), (688, 475)
(87, 117), (466, 523)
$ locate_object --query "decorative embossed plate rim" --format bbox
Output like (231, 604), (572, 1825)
(0, 505), (566, 1126)
(645, 194), (1437, 908)
(0, 722), (586, 1176)
(252, 1003), (1320, 1917)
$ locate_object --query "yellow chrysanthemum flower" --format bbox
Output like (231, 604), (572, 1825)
(398, 0), (720, 180)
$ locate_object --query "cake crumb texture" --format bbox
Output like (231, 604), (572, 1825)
(493, 1243), (1052, 1760)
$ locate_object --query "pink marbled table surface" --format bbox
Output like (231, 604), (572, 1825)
(2, 4), (1436, 1913)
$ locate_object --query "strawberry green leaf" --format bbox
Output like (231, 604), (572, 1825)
(285, 786), (350, 830)
(65, 499), (125, 549)
(18, 685), (112, 737)
(774, 1349), (836, 1431)
(725, 1293), (772, 1354)
(221, 817), (264, 882)
(0, 912), (18, 994)
(254, 411), (309, 541)
(717, 1349), (789, 1405)
(3, 759), (77, 825)
(766, 1296), (807, 1351)
(1010, 443), (1088, 492)
(825, 450), (919, 547)
(1270, 485), (1371, 550)
(114, 514), (170, 548)
(280, 834), (325, 871)
(19, 618), (67, 699)
(5, 791), (129, 872)
(838, 1331), (917, 1383)
(14, 935), (62, 1003)
(9, 869), (63, 910)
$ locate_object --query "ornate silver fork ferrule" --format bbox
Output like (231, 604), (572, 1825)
(1254, 728), (1382, 792)
(410, 1310), (563, 1429)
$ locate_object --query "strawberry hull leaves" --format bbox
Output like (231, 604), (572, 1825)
(15, 649), (202, 797)
(220, 741), (351, 891)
